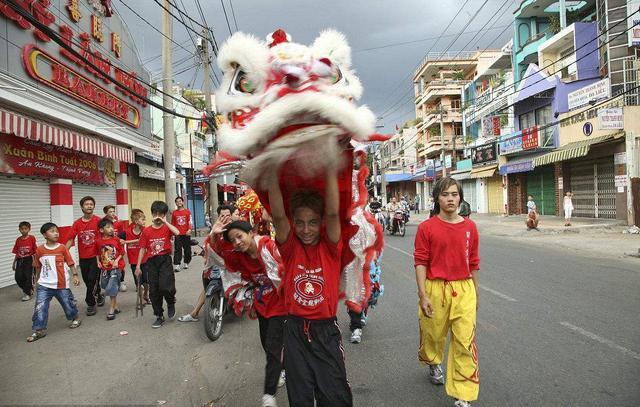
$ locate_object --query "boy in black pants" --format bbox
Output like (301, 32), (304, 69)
(12, 221), (37, 301)
(135, 201), (180, 328)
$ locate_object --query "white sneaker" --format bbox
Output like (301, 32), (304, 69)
(262, 394), (277, 407)
(428, 364), (444, 385)
(119, 282), (128, 292)
(177, 314), (199, 322)
(182, 263), (189, 269)
(277, 370), (286, 387)
(21, 294), (31, 301)
(454, 400), (471, 407)
(350, 328), (362, 344)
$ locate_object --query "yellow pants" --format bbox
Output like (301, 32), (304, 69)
(418, 279), (479, 402)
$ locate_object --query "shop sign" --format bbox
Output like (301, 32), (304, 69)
(628, 0), (640, 46)
(499, 160), (533, 175)
(23, 45), (140, 128)
(0, 134), (114, 184)
(444, 155), (452, 169)
(425, 159), (435, 180)
(522, 126), (540, 150)
(499, 132), (522, 155)
(137, 162), (164, 181)
(598, 108), (623, 130)
(614, 152), (626, 165)
(138, 140), (162, 162)
(568, 78), (610, 110)
(194, 172), (209, 183)
(471, 142), (497, 165)
(557, 176), (563, 189)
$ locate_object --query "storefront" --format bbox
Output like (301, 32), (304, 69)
(469, 142), (502, 214)
(0, 2), (152, 286)
(129, 161), (166, 215)
(525, 166), (556, 215)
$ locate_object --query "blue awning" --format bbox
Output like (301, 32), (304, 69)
(385, 173), (413, 183)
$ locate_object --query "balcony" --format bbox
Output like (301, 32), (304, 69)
(416, 80), (467, 106)
(414, 51), (477, 80)
(538, 22), (597, 81)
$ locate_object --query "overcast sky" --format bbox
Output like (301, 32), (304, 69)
(117, 0), (517, 133)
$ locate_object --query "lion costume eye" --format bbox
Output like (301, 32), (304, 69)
(231, 69), (256, 94)
(330, 67), (342, 84)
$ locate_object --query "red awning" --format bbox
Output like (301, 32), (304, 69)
(0, 108), (135, 163)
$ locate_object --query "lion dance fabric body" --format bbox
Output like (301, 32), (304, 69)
(204, 29), (386, 313)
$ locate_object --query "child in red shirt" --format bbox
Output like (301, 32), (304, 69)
(124, 209), (150, 304)
(12, 221), (37, 301)
(268, 167), (352, 407)
(103, 204), (129, 289)
(135, 201), (180, 329)
(65, 196), (104, 315)
(28, 222), (81, 342)
(171, 196), (193, 272)
(414, 177), (480, 407)
(96, 218), (125, 320)
(211, 218), (286, 406)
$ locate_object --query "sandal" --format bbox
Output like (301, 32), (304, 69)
(106, 313), (115, 320)
(27, 331), (46, 342)
(114, 309), (121, 314)
(69, 319), (82, 329)
(178, 314), (199, 322)
(144, 297), (151, 305)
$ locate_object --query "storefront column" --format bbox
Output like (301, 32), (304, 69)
(49, 178), (74, 235)
(555, 162), (564, 217)
(116, 162), (129, 224)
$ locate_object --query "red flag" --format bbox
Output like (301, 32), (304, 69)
(395, 124), (399, 131)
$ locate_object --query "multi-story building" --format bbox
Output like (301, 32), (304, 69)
(382, 126), (418, 203)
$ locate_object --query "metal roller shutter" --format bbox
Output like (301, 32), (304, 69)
(526, 167), (556, 215)
(570, 157), (616, 218)
(570, 161), (595, 217)
(0, 176), (51, 288)
(596, 158), (616, 219)
(72, 183), (117, 220)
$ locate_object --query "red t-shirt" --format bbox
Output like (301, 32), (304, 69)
(171, 208), (192, 235)
(125, 225), (146, 265)
(278, 232), (343, 320)
(414, 216), (480, 281)
(67, 215), (101, 259)
(139, 224), (173, 258)
(213, 235), (286, 318)
(95, 236), (125, 270)
(12, 235), (37, 258)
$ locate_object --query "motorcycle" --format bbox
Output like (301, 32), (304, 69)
(371, 208), (386, 229)
(388, 209), (406, 237)
(203, 267), (227, 342)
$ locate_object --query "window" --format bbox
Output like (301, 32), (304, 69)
(450, 99), (461, 109)
(519, 111), (535, 129)
(535, 105), (552, 126)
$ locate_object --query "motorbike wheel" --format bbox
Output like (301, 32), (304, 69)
(204, 292), (225, 341)
(399, 222), (406, 237)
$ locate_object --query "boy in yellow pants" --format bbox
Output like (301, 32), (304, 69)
(414, 177), (480, 407)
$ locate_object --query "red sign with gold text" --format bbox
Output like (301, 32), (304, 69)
(0, 134), (109, 184)
(22, 44), (141, 128)
(522, 126), (540, 150)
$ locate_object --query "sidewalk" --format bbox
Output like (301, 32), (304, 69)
(407, 211), (640, 260)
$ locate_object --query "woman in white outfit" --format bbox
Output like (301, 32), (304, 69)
(564, 191), (574, 226)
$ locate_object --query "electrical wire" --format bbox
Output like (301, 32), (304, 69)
(229, 0), (239, 32)
(2, 0), (205, 120)
(220, 0), (234, 36)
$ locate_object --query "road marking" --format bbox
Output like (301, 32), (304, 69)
(386, 243), (518, 302)
(478, 285), (517, 302)
(559, 322), (640, 361)
(385, 243), (413, 258)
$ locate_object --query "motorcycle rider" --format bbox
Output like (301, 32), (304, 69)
(367, 196), (384, 227)
(386, 197), (400, 231)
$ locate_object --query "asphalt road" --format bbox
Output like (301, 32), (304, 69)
(1, 222), (639, 406)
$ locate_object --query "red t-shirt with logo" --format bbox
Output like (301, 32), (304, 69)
(139, 224), (173, 258)
(67, 215), (101, 259)
(125, 225), (146, 265)
(213, 235), (286, 318)
(278, 232), (343, 320)
(12, 235), (37, 258)
(95, 236), (125, 270)
(171, 208), (192, 235)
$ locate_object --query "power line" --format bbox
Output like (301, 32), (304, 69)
(143, 39), (193, 64)
(229, 0), (239, 31)
(220, 0), (234, 35)
(2, 0), (205, 120)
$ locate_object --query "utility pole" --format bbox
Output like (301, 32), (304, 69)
(162, 0), (177, 206)
(201, 29), (219, 215)
(439, 103), (446, 177)
(372, 147), (378, 198)
(380, 144), (387, 204)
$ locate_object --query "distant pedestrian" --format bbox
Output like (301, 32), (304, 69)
(96, 218), (124, 320)
(136, 201), (181, 329)
(12, 221), (37, 301)
(28, 222), (82, 342)
(427, 196), (435, 218)
(414, 177), (480, 407)
(414, 194), (420, 214)
(171, 197), (193, 272)
(526, 195), (537, 214)
(65, 196), (104, 316)
(563, 191), (574, 226)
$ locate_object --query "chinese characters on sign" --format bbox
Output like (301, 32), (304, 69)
(521, 126), (540, 150)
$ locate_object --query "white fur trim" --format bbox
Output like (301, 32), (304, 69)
(312, 29), (352, 69)
(217, 92), (376, 156)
